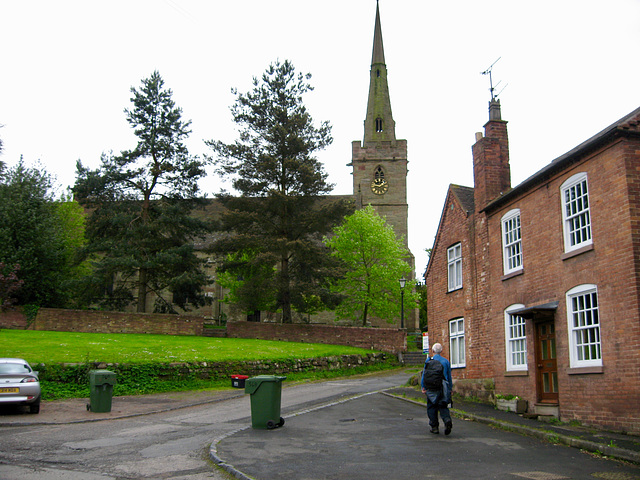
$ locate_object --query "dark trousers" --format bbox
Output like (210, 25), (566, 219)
(426, 390), (451, 427)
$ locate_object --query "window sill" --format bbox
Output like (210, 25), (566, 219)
(504, 370), (528, 377)
(562, 243), (594, 261)
(501, 269), (524, 282)
(447, 287), (463, 294)
(567, 365), (604, 375)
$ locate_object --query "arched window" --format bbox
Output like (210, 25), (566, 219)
(375, 117), (383, 132)
(374, 166), (385, 181)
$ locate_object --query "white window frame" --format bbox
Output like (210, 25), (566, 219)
(566, 284), (602, 368)
(501, 209), (523, 274)
(449, 318), (466, 368)
(504, 304), (527, 371)
(447, 243), (462, 292)
(561, 173), (592, 253)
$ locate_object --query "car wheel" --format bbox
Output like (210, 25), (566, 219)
(29, 402), (40, 414)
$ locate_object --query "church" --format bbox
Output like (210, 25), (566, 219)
(189, 2), (418, 330)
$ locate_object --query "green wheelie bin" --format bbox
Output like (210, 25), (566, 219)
(87, 370), (117, 413)
(245, 375), (286, 429)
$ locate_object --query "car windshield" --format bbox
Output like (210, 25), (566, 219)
(0, 363), (32, 374)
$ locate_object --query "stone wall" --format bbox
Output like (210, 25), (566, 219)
(227, 321), (405, 354)
(35, 353), (393, 386)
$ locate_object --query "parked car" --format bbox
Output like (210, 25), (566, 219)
(0, 358), (41, 414)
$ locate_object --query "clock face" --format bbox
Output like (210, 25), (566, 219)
(371, 178), (389, 195)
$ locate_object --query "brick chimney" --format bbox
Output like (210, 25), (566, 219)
(472, 99), (511, 211)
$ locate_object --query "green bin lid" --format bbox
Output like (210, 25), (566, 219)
(89, 369), (117, 385)
(244, 375), (286, 395)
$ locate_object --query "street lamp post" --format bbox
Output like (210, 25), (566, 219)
(399, 277), (406, 329)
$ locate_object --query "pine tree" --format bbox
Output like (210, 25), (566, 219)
(206, 60), (352, 323)
(74, 71), (211, 313)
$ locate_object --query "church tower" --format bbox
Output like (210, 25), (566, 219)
(350, 1), (409, 246)
(350, 2), (417, 330)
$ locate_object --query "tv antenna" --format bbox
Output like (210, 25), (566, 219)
(481, 57), (507, 100)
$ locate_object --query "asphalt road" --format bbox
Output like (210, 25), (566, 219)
(1, 371), (639, 480)
(0, 371), (411, 479)
(218, 392), (640, 480)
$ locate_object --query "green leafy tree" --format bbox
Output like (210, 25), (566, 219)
(206, 60), (352, 323)
(0, 159), (80, 307)
(74, 71), (211, 313)
(324, 205), (417, 326)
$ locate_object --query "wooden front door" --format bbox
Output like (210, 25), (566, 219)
(535, 321), (558, 403)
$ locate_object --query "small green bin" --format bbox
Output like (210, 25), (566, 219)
(244, 375), (286, 429)
(88, 370), (117, 413)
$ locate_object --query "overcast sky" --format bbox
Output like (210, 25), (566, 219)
(1, 0), (639, 277)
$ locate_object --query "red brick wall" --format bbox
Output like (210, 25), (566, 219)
(227, 321), (406, 354)
(484, 138), (640, 433)
(31, 308), (205, 336)
(426, 190), (476, 363)
(427, 114), (640, 433)
(0, 309), (29, 329)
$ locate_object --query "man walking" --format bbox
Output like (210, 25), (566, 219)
(421, 343), (453, 435)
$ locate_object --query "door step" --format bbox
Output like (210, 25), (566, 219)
(534, 403), (559, 419)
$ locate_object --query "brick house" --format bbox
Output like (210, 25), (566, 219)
(425, 99), (640, 434)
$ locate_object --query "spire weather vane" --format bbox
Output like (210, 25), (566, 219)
(481, 57), (508, 101)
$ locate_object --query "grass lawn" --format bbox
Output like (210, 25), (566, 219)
(1, 330), (400, 400)
(1, 329), (377, 364)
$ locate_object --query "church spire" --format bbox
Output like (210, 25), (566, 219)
(363, 0), (396, 145)
(371, 0), (385, 65)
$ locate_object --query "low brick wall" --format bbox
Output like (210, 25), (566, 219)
(31, 308), (205, 336)
(0, 309), (29, 329)
(227, 321), (406, 354)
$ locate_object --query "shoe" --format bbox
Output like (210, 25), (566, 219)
(444, 421), (452, 436)
(430, 426), (439, 434)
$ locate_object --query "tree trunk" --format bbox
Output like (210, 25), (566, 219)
(362, 283), (371, 326)
(137, 267), (147, 313)
(137, 191), (151, 313)
(280, 255), (292, 324)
